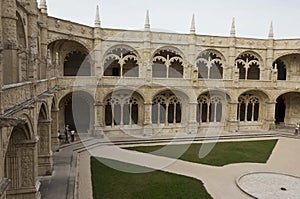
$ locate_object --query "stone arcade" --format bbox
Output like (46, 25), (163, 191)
(0, 0), (300, 198)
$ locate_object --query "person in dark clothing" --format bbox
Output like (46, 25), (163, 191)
(64, 125), (70, 144)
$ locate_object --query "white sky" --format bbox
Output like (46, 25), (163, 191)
(42, 0), (300, 39)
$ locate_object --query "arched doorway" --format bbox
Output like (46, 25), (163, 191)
(273, 54), (300, 81)
(4, 124), (39, 199)
(47, 40), (92, 77)
(275, 96), (285, 124)
(59, 91), (94, 133)
(275, 92), (300, 127)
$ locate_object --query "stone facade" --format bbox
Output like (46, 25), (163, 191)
(0, 0), (300, 198)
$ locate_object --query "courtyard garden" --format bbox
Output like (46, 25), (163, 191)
(126, 139), (278, 166)
(91, 157), (213, 199)
(91, 139), (277, 198)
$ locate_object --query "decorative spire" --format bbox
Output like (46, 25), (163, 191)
(94, 5), (101, 28)
(190, 14), (196, 34)
(39, 0), (47, 14)
(144, 10), (150, 31)
(230, 17), (236, 37)
(268, 21), (274, 39)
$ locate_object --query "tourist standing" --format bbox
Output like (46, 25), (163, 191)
(65, 125), (70, 144)
(71, 130), (75, 142)
(295, 123), (299, 135)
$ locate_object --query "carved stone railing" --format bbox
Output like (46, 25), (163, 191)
(2, 79), (58, 113)
(2, 82), (32, 111)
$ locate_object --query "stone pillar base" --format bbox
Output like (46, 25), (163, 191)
(92, 127), (104, 138)
(143, 126), (153, 137)
(6, 187), (40, 199)
(51, 136), (59, 152)
(226, 120), (239, 133)
(38, 155), (53, 176)
(188, 122), (198, 134)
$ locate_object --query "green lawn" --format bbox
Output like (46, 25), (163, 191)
(126, 139), (278, 166)
(91, 157), (213, 199)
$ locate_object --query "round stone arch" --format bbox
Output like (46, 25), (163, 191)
(235, 51), (264, 80)
(58, 91), (95, 133)
(273, 53), (300, 81)
(102, 89), (145, 127)
(236, 89), (270, 125)
(102, 45), (141, 77)
(152, 46), (186, 59)
(196, 89), (231, 124)
(47, 37), (91, 51)
(151, 46), (187, 79)
(47, 39), (92, 76)
(274, 91), (300, 126)
(274, 51), (300, 61)
(196, 48), (227, 62)
(236, 50), (264, 65)
(4, 121), (39, 199)
(103, 44), (141, 60)
(195, 49), (226, 79)
(151, 88), (190, 126)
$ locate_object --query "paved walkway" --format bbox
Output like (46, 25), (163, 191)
(40, 132), (300, 199)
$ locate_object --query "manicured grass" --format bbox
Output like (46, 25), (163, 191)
(126, 139), (278, 166)
(91, 157), (213, 199)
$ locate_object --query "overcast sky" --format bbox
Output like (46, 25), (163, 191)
(42, 0), (300, 39)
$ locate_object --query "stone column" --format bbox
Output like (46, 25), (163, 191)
(143, 29), (152, 80)
(264, 101), (276, 130)
(226, 101), (239, 132)
(51, 108), (59, 152)
(27, 12), (39, 81)
(40, 13), (48, 80)
(2, 0), (18, 85)
(266, 39), (274, 81)
(187, 34), (196, 79)
(37, 120), (53, 176)
(226, 37), (237, 80)
(94, 26), (102, 78)
(94, 102), (104, 137)
(188, 102), (198, 134)
(143, 101), (152, 136)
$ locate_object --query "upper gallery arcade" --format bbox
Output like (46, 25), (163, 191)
(1, 1), (300, 199)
